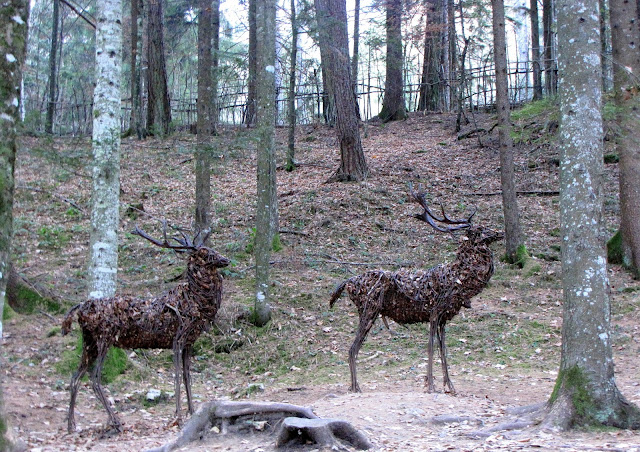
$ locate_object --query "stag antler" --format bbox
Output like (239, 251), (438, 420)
(132, 221), (197, 252)
(409, 183), (475, 232)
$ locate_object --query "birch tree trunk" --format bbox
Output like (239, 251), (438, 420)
(610, 0), (640, 277)
(1, 0), (29, 446)
(254, 0), (278, 326)
(88, 0), (122, 300)
(540, 0), (640, 430)
(492, 0), (524, 263)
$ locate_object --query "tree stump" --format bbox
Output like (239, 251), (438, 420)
(275, 417), (372, 450)
(146, 400), (371, 452)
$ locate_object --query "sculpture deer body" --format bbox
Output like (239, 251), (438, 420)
(330, 188), (502, 393)
(61, 225), (229, 432)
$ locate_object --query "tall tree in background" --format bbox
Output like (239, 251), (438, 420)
(352, 0), (360, 95)
(130, 0), (142, 138)
(610, 0), (640, 276)
(492, 0), (523, 263)
(543, 0), (557, 95)
(315, 0), (369, 181)
(88, 0), (123, 300)
(418, 0), (442, 111)
(146, 0), (171, 135)
(440, 0), (451, 109)
(45, 0), (60, 134)
(245, 0), (257, 126)
(254, 0), (278, 326)
(0, 5), (29, 447)
(539, 0), (640, 430)
(378, 0), (407, 122)
(531, 0), (543, 100)
(286, 0), (299, 171)
(196, 0), (214, 232)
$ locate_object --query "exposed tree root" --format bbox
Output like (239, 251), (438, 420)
(146, 400), (371, 452)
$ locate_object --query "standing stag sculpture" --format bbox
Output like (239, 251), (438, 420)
(61, 223), (229, 432)
(330, 186), (503, 393)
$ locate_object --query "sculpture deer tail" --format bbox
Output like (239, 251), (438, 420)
(329, 280), (348, 308)
(61, 303), (82, 335)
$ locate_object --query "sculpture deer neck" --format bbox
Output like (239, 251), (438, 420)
(184, 248), (227, 320)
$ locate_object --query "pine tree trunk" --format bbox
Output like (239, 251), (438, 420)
(286, 0), (298, 172)
(130, 0), (141, 138)
(542, 0), (640, 430)
(543, 0), (557, 96)
(146, 0), (171, 136)
(531, 0), (543, 100)
(88, 0), (123, 300)
(196, 0), (213, 232)
(315, 0), (369, 181)
(492, 0), (523, 263)
(378, 0), (407, 122)
(611, 0), (640, 277)
(352, 0), (360, 95)
(418, 0), (442, 112)
(45, 0), (60, 134)
(254, 0), (278, 326)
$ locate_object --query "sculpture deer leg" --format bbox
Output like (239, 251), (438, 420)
(426, 317), (437, 393)
(68, 333), (97, 432)
(90, 342), (122, 431)
(349, 307), (379, 393)
(172, 336), (185, 422)
(437, 321), (456, 394)
(182, 345), (194, 414)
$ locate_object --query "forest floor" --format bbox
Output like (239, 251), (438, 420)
(3, 110), (640, 451)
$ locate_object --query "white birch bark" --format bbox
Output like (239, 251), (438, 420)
(88, 0), (122, 300)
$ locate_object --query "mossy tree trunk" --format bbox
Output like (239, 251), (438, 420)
(378, 0), (407, 122)
(254, 0), (278, 326)
(1, 0), (29, 448)
(88, 0), (122, 300)
(315, 0), (369, 181)
(611, 0), (640, 278)
(541, 0), (640, 430)
(492, 0), (524, 263)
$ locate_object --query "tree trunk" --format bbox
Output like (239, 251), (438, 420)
(531, 0), (543, 100)
(599, 0), (611, 93)
(315, 0), (369, 181)
(352, 0), (360, 95)
(286, 0), (298, 172)
(245, 0), (257, 126)
(418, 0), (442, 112)
(45, 0), (60, 134)
(130, 0), (142, 138)
(196, 0), (214, 232)
(212, 0), (220, 133)
(543, 0), (557, 96)
(378, 0), (407, 122)
(254, 0), (278, 326)
(88, 0), (123, 300)
(440, 0), (450, 110)
(146, 0), (171, 136)
(492, 0), (523, 263)
(542, 0), (640, 430)
(611, 0), (640, 277)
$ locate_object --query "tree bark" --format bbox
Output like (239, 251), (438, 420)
(315, 0), (369, 181)
(88, 0), (122, 300)
(352, 0), (360, 95)
(286, 0), (298, 172)
(146, 0), (171, 136)
(418, 0), (442, 112)
(599, 0), (611, 92)
(196, 0), (214, 232)
(378, 0), (407, 122)
(45, 0), (60, 134)
(254, 0), (278, 326)
(531, 0), (543, 100)
(130, 0), (142, 138)
(245, 0), (257, 126)
(611, 0), (640, 277)
(492, 0), (523, 263)
(542, 0), (640, 430)
(440, 0), (451, 110)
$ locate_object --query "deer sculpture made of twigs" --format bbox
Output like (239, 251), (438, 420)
(61, 223), (229, 433)
(330, 186), (503, 393)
